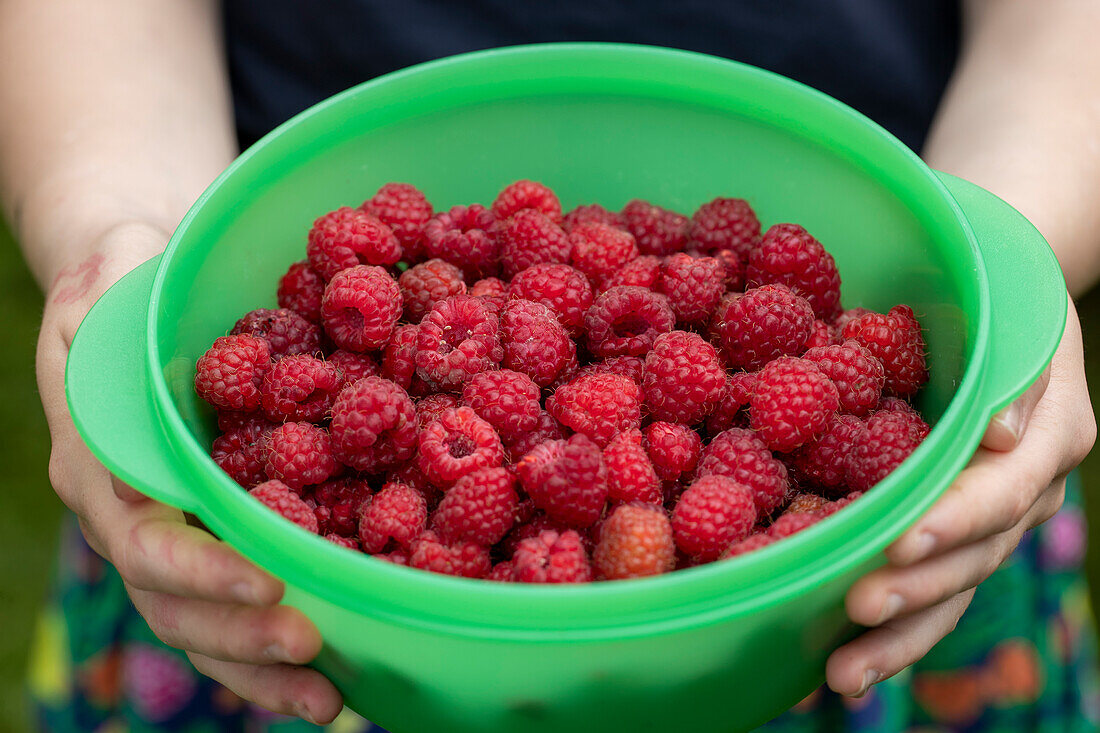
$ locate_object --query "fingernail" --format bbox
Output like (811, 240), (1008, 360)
(875, 593), (904, 625)
(904, 531), (937, 563)
(230, 581), (259, 604)
(264, 643), (294, 664)
(852, 668), (883, 698)
(991, 402), (1022, 444)
(293, 702), (320, 725)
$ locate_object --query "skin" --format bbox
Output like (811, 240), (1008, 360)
(0, 0), (1096, 724)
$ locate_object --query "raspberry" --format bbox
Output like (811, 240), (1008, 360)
(804, 319), (837, 350)
(432, 467), (518, 545)
(705, 371), (757, 435)
(461, 369), (540, 443)
(330, 377), (418, 473)
(211, 422), (271, 488)
(374, 549), (409, 565)
(671, 475), (757, 561)
(417, 406), (504, 487)
(260, 355), (341, 423)
(487, 561), (515, 581)
(499, 299), (576, 388)
(387, 460), (443, 510)
(768, 511), (821, 539)
(603, 429), (662, 504)
(381, 324), (419, 391)
(195, 334), (271, 412)
(311, 476), (372, 536)
(641, 331), (725, 425)
(470, 277), (508, 299)
(708, 248), (745, 292)
(841, 305), (928, 397)
(847, 409), (929, 491)
(424, 204), (499, 278)
(515, 434), (608, 528)
(577, 355), (645, 385)
(415, 393), (460, 428)
(601, 255), (661, 291)
(408, 530), (491, 578)
(277, 261), (326, 323)
(398, 258), (466, 323)
(503, 410), (568, 463)
(785, 493), (830, 515)
(231, 308), (321, 359)
(878, 396), (920, 416)
(746, 223), (841, 320)
(546, 372), (641, 448)
(360, 182), (433, 259)
(325, 534), (360, 550)
(321, 265), (402, 352)
(492, 179), (562, 223)
(593, 502), (675, 580)
(584, 286), (675, 358)
(511, 530), (592, 583)
(695, 428), (789, 514)
(643, 422), (703, 483)
(562, 203), (626, 232)
(620, 199), (688, 256)
(307, 206), (401, 278)
(712, 284), (814, 370)
(508, 263), (593, 337)
(688, 197), (761, 260)
(496, 209), (571, 279)
(359, 482), (428, 553)
(723, 532), (776, 559)
(263, 422), (337, 491)
(655, 253), (727, 326)
(803, 340), (885, 416)
(249, 480), (319, 533)
(568, 222), (639, 288)
(216, 410), (271, 433)
(790, 413), (864, 493)
(415, 295), (503, 391)
(833, 307), (874, 333)
(328, 349), (380, 387)
(502, 511), (576, 557)
(750, 356), (840, 453)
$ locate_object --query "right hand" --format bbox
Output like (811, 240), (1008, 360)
(36, 221), (344, 725)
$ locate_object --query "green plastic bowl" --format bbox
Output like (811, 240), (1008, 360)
(66, 44), (1065, 732)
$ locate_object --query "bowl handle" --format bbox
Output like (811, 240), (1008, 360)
(65, 255), (200, 514)
(936, 171), (1068, 415)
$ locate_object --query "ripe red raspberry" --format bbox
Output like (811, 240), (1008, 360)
(415, 393), (460, 428)
(260, 354), (341, 423)
(415, 295), (503, 391)
(470, 277), (507, 299)
(847, 409), (929, 490)
(211, 421), (271, 488)
(577, 355), (645, 385)
(568, 222), (639, 288)
(215, 410), (271, 433)
(424, 204), (499, 278)
(502, 511), (573, 557)
(461, 369), (540, 443)
(374, 549), (409, 565)
(508, 263), (593, 337)
(264, 422), (337, 491)
(833, 307), (874, 333)
(655, 253), (727, 326)
(723, 532), (776, 559)
(620, 199), (689, 256)
(785, 493), (830, 515)
(321, 265), (402, 352)
(381, 324), (419, 391)
(803, 340), (885, 416)
(432, 467), (518, 545)
(643, 422), (703, 483)
(499, 298), (576, 388)
(359, 482), (428, 553)
(195, 334), (271, 412)
(307, 206), (401, 278)
(790, 413), (864, 493)
(688, 197), (761, 260)
(328, 349), (380, 387)
(705, 371), (757, 435)
(711, 284), (814, 370)
(562, 203), (626, 232)
(804, 319), (837, 350)
(329, 376), (418, 473)
(360, 182), (433, 259)
(746, 223), (841, 320)
(407, 530), (491, 578)
(671, 475), (757, 561)
(768, 511), (822, 539)
(398, 258), (466, 323)
(706, 248), (745, 292)
(585, 286), (675, 358)
(547, 372), (641, 448)
(231, 308), (321, 359)
(515, 434), (608, 528)
(418, 406), (504, 487)
(750, 356), (840, 453)
(603, 429), (662, 504)
(387, 459), (442, 510)
(511, 529), (592, 583)
(491, 179), (563, 223)
(277, 261), (325, 323)
(878, 396), (921, 416)
(841, 305), (928, 397)
(310, 476), (372, 536)
(696, 428), (789, 514)
(593, 502), (675, 580)
(487, 561), (515, 581)
(250, 479), (319, 532)
(601, 255), (661, 291)
(496, 209), (571, 279)
(641, 331), (725, 425)
(503, 410), (568, 463)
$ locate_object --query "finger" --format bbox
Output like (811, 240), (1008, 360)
(980, 367), (1050, 451)
(826, 589), (975, 697)
(112, 475), (148, 502)
(187, 652), (343, 725)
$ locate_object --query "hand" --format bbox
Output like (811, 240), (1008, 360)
(825, 298), (1095, 698)
(37, 222), (343, 725)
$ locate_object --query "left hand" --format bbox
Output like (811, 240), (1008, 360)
(825, 297), (1096, 697)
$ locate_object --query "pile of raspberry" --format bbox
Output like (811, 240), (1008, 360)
(194, 180), (930, 583)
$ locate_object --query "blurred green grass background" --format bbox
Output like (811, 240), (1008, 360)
(1, 216), (1099, 732)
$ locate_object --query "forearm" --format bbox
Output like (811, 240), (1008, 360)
(923, 0), (1100, 297)
(0, 0), (237, 289)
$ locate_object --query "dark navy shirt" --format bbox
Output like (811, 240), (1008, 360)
(222, 1), (960, 152)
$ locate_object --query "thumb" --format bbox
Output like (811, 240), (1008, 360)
(981, 367), (1050, 451)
